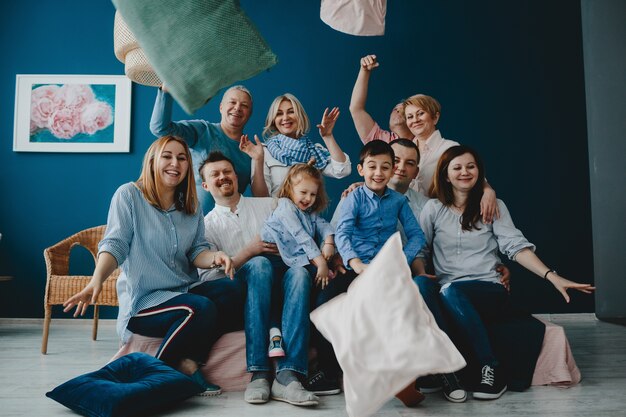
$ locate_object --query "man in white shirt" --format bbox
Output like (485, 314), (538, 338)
(198, 152), (319, 407)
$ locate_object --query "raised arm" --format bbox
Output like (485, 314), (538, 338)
(318, 107), (346, 163)
(239, 134), (270, 197)
(349, 55), (379, 140)
(149, 87), (201, 145)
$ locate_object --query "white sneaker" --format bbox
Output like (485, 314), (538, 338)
(268, 327), (285, 358)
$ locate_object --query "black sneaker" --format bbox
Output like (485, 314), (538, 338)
(304, 371), (341, 396)
(473, 365), (507, 400)
(415, 375), (442, 393)
(440, 373), (467, 403)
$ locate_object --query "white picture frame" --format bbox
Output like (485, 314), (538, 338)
(13, 74), (132, 152)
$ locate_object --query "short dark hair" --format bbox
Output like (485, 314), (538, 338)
(199, 151), (235, 181)
(358, 140), (395, 166)
(389, 138), (420, 165)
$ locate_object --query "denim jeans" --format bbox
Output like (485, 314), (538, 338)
(412, 276), (451, 334)
(127, 278), (245, 367)
(436, 280), (509, 367)
(237, 255), (313, 376)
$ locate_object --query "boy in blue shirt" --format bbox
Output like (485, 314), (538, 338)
(335, 140), (426, 274)
(306, 140), (426, 395)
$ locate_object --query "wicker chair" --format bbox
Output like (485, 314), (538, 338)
(42, 225), (120, 354)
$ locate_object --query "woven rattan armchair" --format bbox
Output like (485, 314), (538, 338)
(42, 225), (120, 354)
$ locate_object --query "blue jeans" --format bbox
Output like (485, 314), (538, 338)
(237, 255), (313, 376)
(127, 278), (245, 367)
(412, 276), (451, 334)
(414, 278), (508, 367)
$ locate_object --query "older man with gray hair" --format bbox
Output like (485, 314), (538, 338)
(150, 84), (269, 213)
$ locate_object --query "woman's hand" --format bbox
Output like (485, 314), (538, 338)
(239, 134), (264, 161)
(317, 107), (340, 139)
(63, 278), (102, 317)
(213, 251), (235, 279)
(547, 273), (595, 303)
(360, 54), (380, 71)
(480, 187), (500, 224)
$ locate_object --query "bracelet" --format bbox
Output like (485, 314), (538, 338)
(543, 269), (556, 280)
(323, 242), (335, 247)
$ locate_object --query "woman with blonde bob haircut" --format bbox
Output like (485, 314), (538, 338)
(257, 93), (352, 196)
(63, 135), (246, 396)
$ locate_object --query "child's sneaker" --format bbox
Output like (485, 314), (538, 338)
(268, 327), (285, 358)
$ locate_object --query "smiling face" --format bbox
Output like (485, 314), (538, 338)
(156, 140), (189, 191)
(389, 103), (407, 132)
(404, 104), (439, 140)
(357, 153), (395, 195)
(446, 152), (479, 193)
(290, 175), (319, 211)
(389, 143), (419, 191)
(274, 99), (300, 138)
(219, 89), (252, 131)
(201, 159), (239, 199)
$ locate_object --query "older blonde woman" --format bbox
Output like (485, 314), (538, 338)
(258, 93), (351, 196)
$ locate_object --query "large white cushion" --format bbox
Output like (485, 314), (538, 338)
(311, 233), (466, 417)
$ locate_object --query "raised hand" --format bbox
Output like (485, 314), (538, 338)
(239, 134), (264, 161)
(317, 107), (340, 138)
(360, 54), (380, 71)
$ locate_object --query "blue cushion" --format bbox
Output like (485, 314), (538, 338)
(46, 352), (203, 417)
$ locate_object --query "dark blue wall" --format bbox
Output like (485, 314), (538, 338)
(0, 0), (594, 319)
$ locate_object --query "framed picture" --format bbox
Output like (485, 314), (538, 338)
(13, 74), (132, 152)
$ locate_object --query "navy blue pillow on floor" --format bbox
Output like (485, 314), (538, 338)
(46, 352), (203, 417)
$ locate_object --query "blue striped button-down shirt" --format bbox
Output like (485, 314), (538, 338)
(98, 183), (209, 341)
(335, 185), (426, 267)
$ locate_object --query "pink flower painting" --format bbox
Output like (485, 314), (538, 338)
(29, 83), (113, 141)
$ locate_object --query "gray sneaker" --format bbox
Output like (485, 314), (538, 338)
(271, 379), (319, 406)
(244, 378), (271, 404)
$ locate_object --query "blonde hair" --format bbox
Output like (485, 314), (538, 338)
(262, 93), (310, 139)
(137, 136), (198, 214)
(403, 94), (441, 120)
(277, 161), (328, 213)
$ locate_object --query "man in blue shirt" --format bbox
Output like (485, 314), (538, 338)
(150, 85), (269, 213)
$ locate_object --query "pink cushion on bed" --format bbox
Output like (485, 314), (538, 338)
(110, 330), (248, 392)
(531, 320), (581, 386)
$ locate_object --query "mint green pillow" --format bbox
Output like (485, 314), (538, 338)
(113, 0), (278, 114)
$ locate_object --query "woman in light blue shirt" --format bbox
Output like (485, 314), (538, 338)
(63, 136), (245, 396)
(417, 145), (595, 401)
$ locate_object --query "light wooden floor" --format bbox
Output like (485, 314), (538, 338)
(1, 314), (624, 417)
